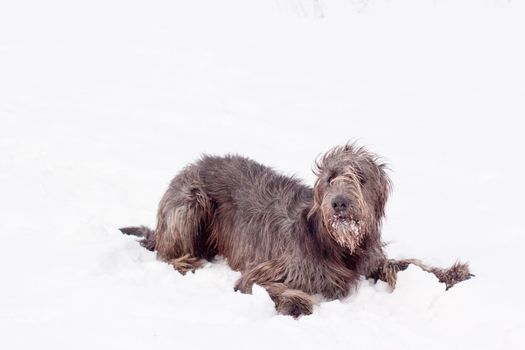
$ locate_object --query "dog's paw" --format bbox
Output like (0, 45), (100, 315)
(275, 290), (314, 318)
(376, 259), (408, 289)
(168, 255), (206, 275)
(391, 259), (410, 271)
(439, 261), (474, 290)
(233, 278), (253, 294)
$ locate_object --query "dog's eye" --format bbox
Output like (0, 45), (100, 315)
(327, 174), (335, 184)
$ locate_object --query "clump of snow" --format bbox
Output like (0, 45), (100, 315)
(1, 0), (524, 349)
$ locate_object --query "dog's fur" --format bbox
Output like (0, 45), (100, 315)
(121, 143), (473, 317)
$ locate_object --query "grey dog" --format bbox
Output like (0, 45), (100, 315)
(121, 143), (472, 317)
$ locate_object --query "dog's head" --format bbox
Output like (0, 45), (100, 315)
(309, 143), (391, 252)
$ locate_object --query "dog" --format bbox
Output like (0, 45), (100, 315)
(121, 143), (473, 317)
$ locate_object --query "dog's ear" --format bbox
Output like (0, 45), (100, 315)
(312, 151), (328, 177)
(373, 163), (392, 220)
(308, 178), (323, 219)
(352, 148), (392, 220)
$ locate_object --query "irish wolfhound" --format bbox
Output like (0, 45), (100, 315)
(120, 143), (473, 317)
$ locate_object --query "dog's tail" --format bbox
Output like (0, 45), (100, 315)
(120, 225), (156, 251)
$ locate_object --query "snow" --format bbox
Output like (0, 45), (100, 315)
(1, 0), (524, 349)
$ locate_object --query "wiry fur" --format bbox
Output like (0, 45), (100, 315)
(120, 143), (473, 317)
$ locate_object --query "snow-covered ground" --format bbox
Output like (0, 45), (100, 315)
(1, 0), (524, 349)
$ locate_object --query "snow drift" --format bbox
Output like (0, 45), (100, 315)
(1, 0), (524, 349)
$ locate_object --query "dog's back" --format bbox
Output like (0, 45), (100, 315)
(156, 154), (314, 270)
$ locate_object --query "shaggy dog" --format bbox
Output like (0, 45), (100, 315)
(121, 143), (473, 317)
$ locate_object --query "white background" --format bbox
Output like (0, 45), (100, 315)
(1, 1), (524, 349)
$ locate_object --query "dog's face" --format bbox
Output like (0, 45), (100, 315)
(310, 144), (391, 251)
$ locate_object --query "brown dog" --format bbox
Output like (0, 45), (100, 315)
(121, 143), (472, 317)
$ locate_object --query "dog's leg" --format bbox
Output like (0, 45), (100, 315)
(166, 254), (206, 275)
(236, 279), (315, 318)
(263, 282), (315, 318)
(154, 181), (212, 275)
(353, 242), (406, 288)
(398, 259), (474, 290)
(370, 258), (474, 290)
(367, 259), (410, 289)
(233, 259), (286, 294)
(234, 260), (315, 317)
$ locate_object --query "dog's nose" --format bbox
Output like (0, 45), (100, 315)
(331, 196), (350, 211)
